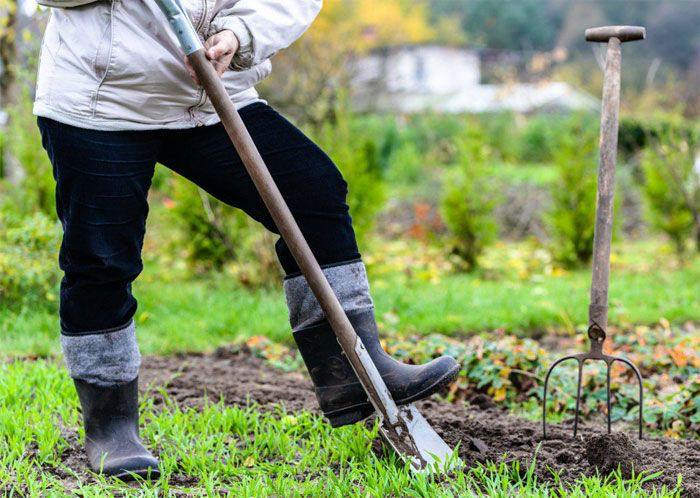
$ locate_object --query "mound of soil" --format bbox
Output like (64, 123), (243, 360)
(50, 348), (700, 495)
(585, 433), (642, 478)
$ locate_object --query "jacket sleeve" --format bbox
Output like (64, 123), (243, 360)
(209, 0), (322, 71)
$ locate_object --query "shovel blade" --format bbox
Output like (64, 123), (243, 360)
(379, 403), (462, 474)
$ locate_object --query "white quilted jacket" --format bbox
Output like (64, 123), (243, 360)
(33, 0), (322, 130)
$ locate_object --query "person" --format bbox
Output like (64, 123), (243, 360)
(34, 0), (460, 479)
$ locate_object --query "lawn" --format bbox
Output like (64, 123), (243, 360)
(2, 239), (698, 356)
(0, 357), (687, 497)
(1, 240), (697, 496)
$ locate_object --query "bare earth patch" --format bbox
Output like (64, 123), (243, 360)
(52, 348), (700, 496)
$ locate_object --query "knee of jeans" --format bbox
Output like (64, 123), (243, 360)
(61, 233), (144, 286)
(60, 179), (148, 283)
(316, 164), (350, 211)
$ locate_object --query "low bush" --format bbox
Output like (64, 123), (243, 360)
(164, 176), (281, 288)
(618, 115), (699, 159)
(516, 115), (557, 163)
(641, 130), (700, 255)
(547, 116), (602, 267)
(384, 139), (425, 186)
(0, 207), (61, 309)
(383, 323), (700, 437)
(475, 112), (520, 163)
(440, 128), (499, 270)
(311, 102), (385, 246)
(2, 89), (55, 217)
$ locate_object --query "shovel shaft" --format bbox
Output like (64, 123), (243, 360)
(187, 50), (401, 425)
(156, 0), (459, 471)
(589, 37), (622, 330)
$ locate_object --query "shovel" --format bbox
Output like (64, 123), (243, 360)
(154, 0), (460, 473)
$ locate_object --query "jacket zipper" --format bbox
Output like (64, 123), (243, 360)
(188, 0), (209, 125)
(195, 0), (208, 32)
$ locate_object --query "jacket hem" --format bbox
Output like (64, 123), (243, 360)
(33, 96), (266, 131)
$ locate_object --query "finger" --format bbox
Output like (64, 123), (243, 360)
(211, 59), (228, 77)
(207, 40), (232, 61)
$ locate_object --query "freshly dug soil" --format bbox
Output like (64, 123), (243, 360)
(585, 433), (642, 478)
(50, 348), (700, 495)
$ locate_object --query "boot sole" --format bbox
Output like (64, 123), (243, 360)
(108, 467), (161, 481)
(325, 362), (461, 427)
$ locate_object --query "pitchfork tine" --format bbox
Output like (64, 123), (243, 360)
(606, 362), (612, 434)
(612, 357), (644, 439)
(542, 355), (577, 439)
(572, 359), (584, 438)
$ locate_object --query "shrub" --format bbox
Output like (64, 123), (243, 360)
(165, 176), (281, 288)
(547, 116), (601, 267)
(516, 115), (557, 163)
(311, 102), (385, 246)
(475, 112), (519, 163)
(641, 130), (699, 255)
(0, 207), (61, 309)
(618, 116), (699, 159)
(384, 140), (424, 187)
(3, 89), (55, 217)
(440, 128), (498, 270)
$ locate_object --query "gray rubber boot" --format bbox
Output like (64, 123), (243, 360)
(293, 308), (460, 427)
(74, 377), (159, 480)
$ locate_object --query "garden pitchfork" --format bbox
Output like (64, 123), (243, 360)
(542, 26), (646, 440)
(155, 0), (460, 473)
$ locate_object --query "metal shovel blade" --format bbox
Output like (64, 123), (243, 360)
(379, 404), (462, 473)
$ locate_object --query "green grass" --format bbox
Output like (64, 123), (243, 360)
(372, 260), (700, 336)
(0, 359), (683, 497)
(2, 241), (699, 356)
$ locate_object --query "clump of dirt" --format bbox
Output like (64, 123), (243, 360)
(42, 348), (700, 495)
(585, 433), (641, 478)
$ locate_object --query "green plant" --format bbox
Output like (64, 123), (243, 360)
(476, 112), (520, 163)
(516, 116), (557, 163)
(0, 206), (61, 309)
(440, 128), (498, 270)
(618, 116), (699, 159)
(547, 116), (600, 267)
(641, 130), (699, 255)
(165, 175), (281, 288)
(384, 139), (424, 186)
(3, 88), (55, 217)
(311, 101), (385, 246)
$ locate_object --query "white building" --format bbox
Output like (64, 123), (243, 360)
(352, 44), (598, 114)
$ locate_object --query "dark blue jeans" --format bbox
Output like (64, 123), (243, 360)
(38, 103), (360, 335)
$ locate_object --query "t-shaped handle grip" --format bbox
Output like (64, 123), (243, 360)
(585, 25), (646, 43)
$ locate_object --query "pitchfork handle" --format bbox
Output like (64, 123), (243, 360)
(586, 27), (644, 330)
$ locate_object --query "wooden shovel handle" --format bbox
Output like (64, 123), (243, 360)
(187, 49), (398, 422)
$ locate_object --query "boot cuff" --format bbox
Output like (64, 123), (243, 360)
(61, 320), (141, 387)
(284, 260), (373, 331)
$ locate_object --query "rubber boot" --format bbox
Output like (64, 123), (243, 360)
(293, 308), (460, 427)
(74, 377), (159, 479)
